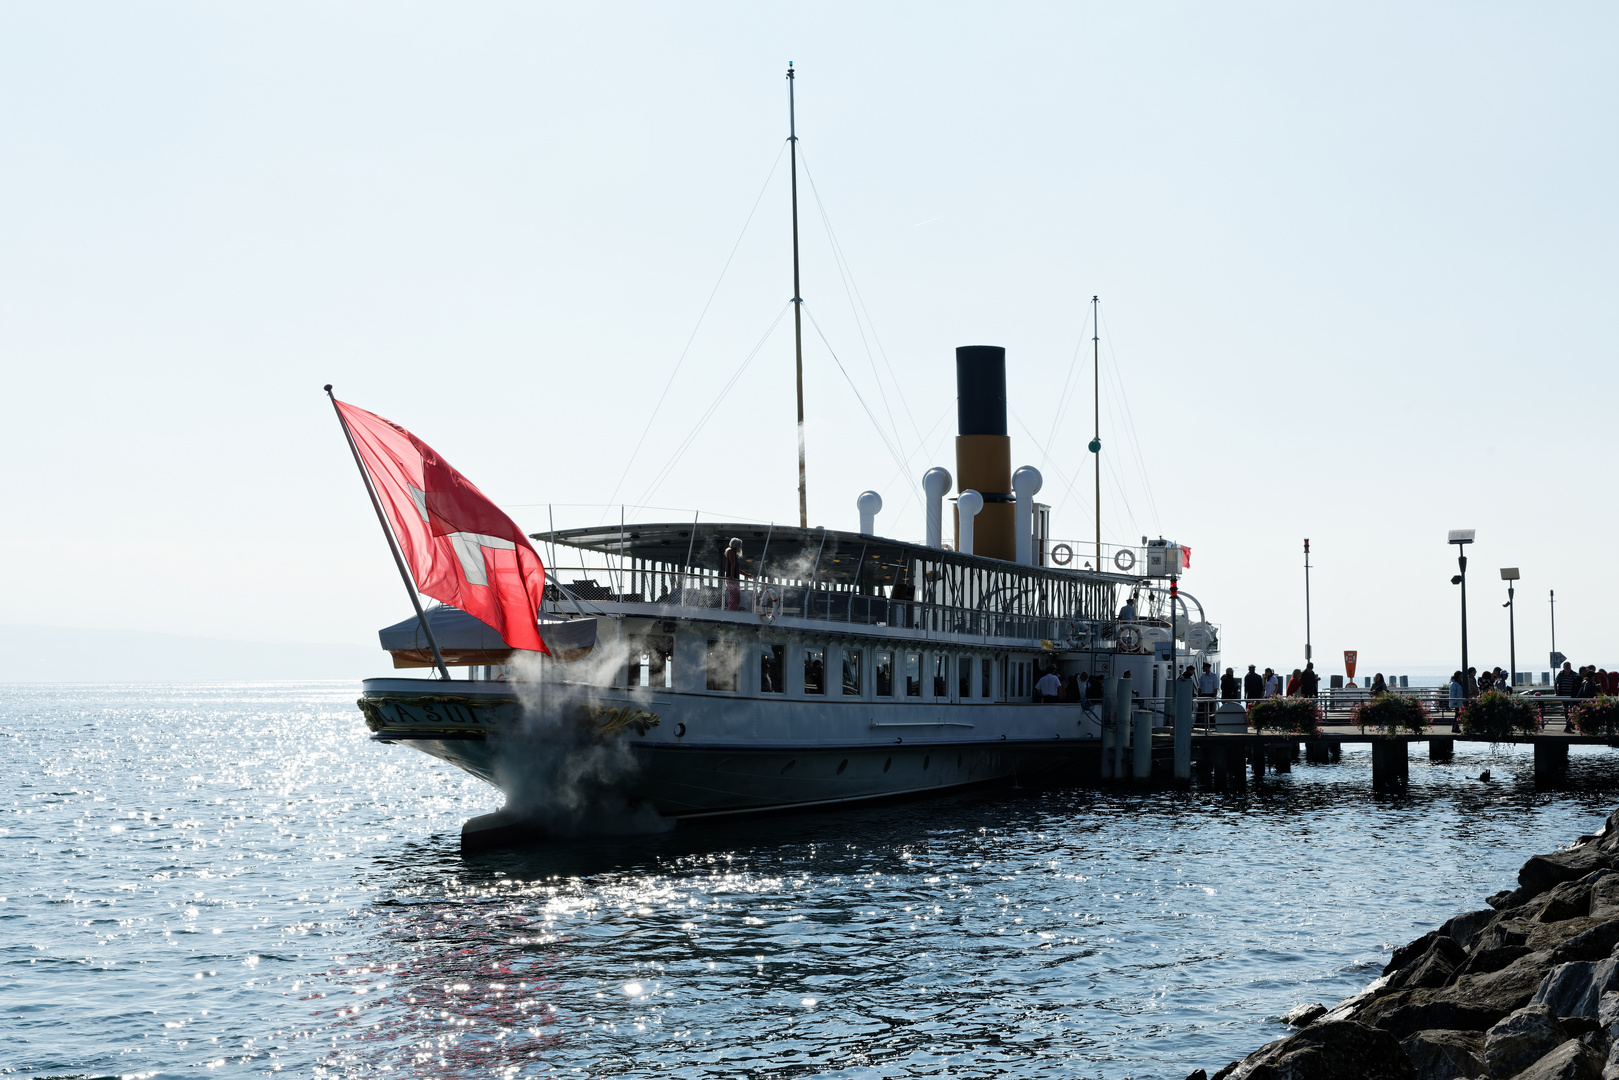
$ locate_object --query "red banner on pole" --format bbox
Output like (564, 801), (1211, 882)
(335, 399), (549, 654)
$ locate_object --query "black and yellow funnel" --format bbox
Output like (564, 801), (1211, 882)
(954, 345), (1014, 560)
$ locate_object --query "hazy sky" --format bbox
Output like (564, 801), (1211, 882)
(3, 3), (1614, 677)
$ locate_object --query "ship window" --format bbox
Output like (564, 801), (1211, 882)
(905, 652), (921, 697)
(804, 648), (826, 695)
(875, 651), (894, 697)
(759, 644), (785, 694)
(958, 656), (971, 699)
(932, 654), (948, 697)
(706, 639), (740, 692)
(842, 649), (862, 696)
(981, 657), (993, 698)
(627, 634), (673, 688)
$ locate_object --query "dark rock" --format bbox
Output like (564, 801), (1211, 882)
(1359, 987), (1510, 1039)
(1210, 1065), (1238, 1080)
(1400, 1029), (1484, 1080)
(1443, 909), (1505, 952)
(1531, 959), (1619, 1021)
(1464, 951), (1565, 1015)
(1243, 1021), (1417, 1080)
(1576, 1027), (1606, 1055)
(1485, 1004), (1565, 1078)
(1548, 921), (1619, 966)
(1389, 936), (1469, 990)
(1588, 876), (1619, 922)
(1562, 1016), (1602, 1039)
(1492, 888), (1527, 910)
(1458, 923), (1535, 978)
(1387, 931), (1444, 977)
(1510, 1038), (1604, 1080)
(1186, 1071), (1209, 1080)
(1280, 1003), (1327, 1027)
(1543, 882), (1598, 923)
(1522, 849), (1615, 899)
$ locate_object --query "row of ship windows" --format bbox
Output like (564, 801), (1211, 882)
(625, 635), (1039, 700)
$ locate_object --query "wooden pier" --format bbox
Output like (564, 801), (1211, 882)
(1094, 680), (1618, 790)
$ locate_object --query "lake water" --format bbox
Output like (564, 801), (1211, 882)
(5, 682), (1617, 1079)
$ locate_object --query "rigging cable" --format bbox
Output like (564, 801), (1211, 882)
(1098, 305), (1161, 532)
(797, 149), (926, 475)
(599, 142), (789, 522)
(802, 303), (918, 509)
(631, 302), (793, 512)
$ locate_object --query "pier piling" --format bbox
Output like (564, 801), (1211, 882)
(1173, 681), (1193, 781)
(1371, 739), (1409, 790)
(1305, 740), (1330, 763)
(1113, 680), (1131, 780)
(1535, 741), (1569, 787)
(1132, 710), (1151, 781)
(1429, 737), (1454, 761)
(1266, 743), (1292, 773)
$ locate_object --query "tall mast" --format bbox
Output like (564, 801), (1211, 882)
(1090, 295), (1101, 568)
(788, 62), (808, 528)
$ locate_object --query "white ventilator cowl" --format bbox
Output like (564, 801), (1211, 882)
(957, 489), (984, 556)
(1013, 465), (1043, 565)
(922, 468), (953, 549)
(857, 490), (883, 535)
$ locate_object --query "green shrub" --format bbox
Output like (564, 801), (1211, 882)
(1568, 695), (1619, 737)
(1457, 689), (1538, 740)
(1247, 696), (1323, 737)
(1352, 693), (1431, 736)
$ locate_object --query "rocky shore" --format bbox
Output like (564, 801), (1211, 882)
(1189, 807), (1619, 1080)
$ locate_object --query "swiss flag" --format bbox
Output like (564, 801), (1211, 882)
(334, 398), (548, 654)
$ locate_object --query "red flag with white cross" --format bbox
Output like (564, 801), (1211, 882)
(333, 399), (548, 654)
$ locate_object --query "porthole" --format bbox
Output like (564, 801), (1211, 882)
(674, 723), (687, 738)
(883, 757), (892, 773)
(836, 759), (848, 774)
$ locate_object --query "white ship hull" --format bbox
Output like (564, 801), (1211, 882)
(359, 676), (1106, 837)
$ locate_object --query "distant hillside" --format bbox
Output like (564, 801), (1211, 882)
(0, 624), (384, 682)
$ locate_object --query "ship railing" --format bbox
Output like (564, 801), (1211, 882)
(542, 567), (1097, 645)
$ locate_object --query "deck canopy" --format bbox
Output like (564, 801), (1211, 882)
(531, 522), (1134, 590)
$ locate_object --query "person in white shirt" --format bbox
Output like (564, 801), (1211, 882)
(1118, 595), (1137, 622)
(1263, 668), (1282, 698)
(1034, 668), (1062, 702)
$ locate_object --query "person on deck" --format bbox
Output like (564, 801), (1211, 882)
(1286, 669), (1301, 696)
(1370, 672), (1388, 696)
(723, 537), (744, 611)
(1221, 667), (1241, 700)
(1555, 662), (1579, 696)
(1479, 669), (1495, 693)
(1464, 667), (1479, 698)
(1264, 668), (1282, 697)
(1118, 595), (1137, 622)
(1244, 665), (1264, 702)
(1034, 667), (1062, 703)
(1300, 663), (1320, 698)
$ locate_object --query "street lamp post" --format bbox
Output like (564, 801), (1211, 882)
(1303, 539), (1312, 666)
(1501, 567), (1519, 691)
(1449, 529), (1475, 695)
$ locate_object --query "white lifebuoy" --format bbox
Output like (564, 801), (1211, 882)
(1117, 625), (1142, 651)
(1113, 549), (1136, 571)
(1051, 543), (1073, 566)
(756, 587), (780, 621)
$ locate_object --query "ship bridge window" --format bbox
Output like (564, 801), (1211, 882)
(875, 651), (894, 697)
(760, 644), (785, 694)
(706, 639), (741, 692)
(804, 648), (825, 695)
(905, 652), (921, 697)
(628, 635), (673, 689)
(842, 649), (862, 696)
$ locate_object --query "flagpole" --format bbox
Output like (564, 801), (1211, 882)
(325, 385), (452, 681)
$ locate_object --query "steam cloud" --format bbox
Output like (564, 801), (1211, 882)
(492, 635), (672, 838)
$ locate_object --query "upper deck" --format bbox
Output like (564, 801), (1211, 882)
(530, 521), (1137, 648)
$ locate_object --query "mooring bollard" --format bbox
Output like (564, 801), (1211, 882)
(1372, 739), (1409, 790)
(1534, 741), (1569, 787)
(1429, 737), (1454, 761)
(1174, 680), (1193, 781)
(1133, 709), (1152, 781)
